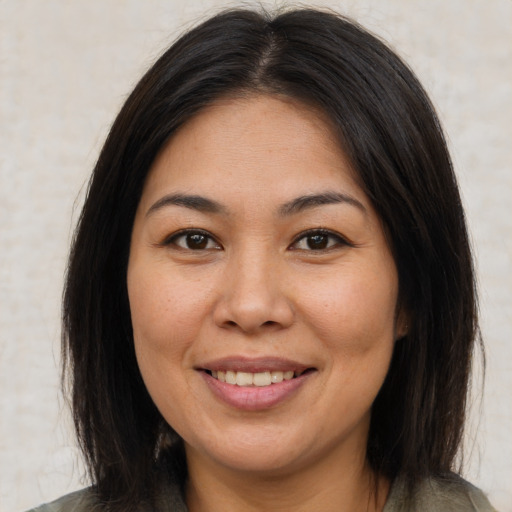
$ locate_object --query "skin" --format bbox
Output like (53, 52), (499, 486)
(127, 95), (406, 512)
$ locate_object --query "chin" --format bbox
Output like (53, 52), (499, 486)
(211, 450), (307, 477)
(186, 427), (312, 475)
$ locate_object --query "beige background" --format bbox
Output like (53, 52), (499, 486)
(1, 1), (511, 511)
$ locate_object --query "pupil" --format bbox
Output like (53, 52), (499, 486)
(187, 233), (207, 249)
(308, 234), (328, 249)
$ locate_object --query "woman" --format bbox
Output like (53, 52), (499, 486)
(28, 7), (496, 512)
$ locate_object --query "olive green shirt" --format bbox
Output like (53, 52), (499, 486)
(27, 474), (497, 512)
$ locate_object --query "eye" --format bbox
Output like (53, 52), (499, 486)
(164, 230), (221, 251)
(290, 229), (350, 251)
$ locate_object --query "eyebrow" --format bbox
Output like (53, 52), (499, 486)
(278, 192), (366, 216)
(146, 193), (227, 217)
(145, 190), (366, 218)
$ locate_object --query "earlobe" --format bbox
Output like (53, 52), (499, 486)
(395, 307), (410, 340)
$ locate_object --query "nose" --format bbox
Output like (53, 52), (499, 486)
(213, 249), (294, 334)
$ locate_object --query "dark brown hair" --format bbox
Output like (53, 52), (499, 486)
(63, 7), (481, 509)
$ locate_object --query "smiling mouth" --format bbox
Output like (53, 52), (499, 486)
(205, 369), (314, 387)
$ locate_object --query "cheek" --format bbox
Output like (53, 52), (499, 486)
(298, 271), (398, 348)
(127, 267), (203, 421)
(128, 266), (211, 351)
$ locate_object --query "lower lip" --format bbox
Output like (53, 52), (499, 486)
(201, 371), (313, 411)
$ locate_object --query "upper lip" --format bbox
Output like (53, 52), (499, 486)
(196, 356), (313, 374)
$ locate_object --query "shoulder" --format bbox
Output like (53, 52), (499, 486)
(24, 488), (100, 512)
(25, 480), (188, 512)
(385, 473), (498, 512)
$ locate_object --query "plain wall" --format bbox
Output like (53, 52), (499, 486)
(1, 1), (511, 510)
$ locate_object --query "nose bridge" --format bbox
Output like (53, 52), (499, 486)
(215, 240), (293, 332)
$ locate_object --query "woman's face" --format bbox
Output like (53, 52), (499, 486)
(127, 95), (405, 477)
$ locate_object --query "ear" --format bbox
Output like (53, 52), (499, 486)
(395, 306), (410, 340)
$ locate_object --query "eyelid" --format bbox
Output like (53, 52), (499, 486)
(289, 228), (354, 251)
(161, 229), (222, 250)
(159, 227), (352, 251)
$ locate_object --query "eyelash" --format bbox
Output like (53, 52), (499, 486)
(162, 229), (222, 251)
(161, 228), (352, 252)
(290, 229), (353, 252)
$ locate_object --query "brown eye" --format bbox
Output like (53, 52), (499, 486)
(185, 233), (208, 249)
(291, 230), (349, 251)
(167, 230), (221, 250)
(306, 234), (329, 250)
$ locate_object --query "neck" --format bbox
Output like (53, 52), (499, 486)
(185, 445), (389, 512)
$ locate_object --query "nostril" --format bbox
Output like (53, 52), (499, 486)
(222, 319), (279, 329)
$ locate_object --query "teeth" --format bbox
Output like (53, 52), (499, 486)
(253, 371), (271, 387)
(210, 370), (297, 387)
(271, 371), (283, 383)
(236, 372), (253, 386)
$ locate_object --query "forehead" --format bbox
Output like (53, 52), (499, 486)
(141, 94), (363, 203)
